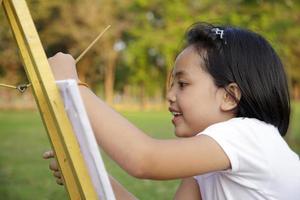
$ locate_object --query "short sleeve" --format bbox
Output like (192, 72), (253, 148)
(201, 126), (240, 172)
(197, 118), (269, 174)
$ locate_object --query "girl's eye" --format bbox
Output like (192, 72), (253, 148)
(178, 81), (188, 89)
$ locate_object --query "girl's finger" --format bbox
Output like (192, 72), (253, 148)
(43, 150), (54, 159)
(56, 178), (64, 186)
(53, 170), (62, 179)
(49, 159), (59, 171)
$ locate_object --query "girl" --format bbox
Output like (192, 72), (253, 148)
(44, 22), (300, 199)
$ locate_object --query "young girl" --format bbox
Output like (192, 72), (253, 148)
(44, 22), (300, 199)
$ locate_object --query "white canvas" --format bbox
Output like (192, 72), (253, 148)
(56, 79), (115, 200)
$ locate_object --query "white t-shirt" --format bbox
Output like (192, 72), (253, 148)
(194, 117), (300, 200)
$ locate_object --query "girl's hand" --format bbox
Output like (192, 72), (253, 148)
(43, 150), (64, 185)
(43, 151), (138, 200)
(48, 52), (79, 81)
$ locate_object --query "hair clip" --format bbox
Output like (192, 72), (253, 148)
(211, 27), (224, 39)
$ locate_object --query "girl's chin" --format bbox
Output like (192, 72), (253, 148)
(174, 129), (197, 138)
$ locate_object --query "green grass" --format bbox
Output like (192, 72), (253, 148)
(0, 103), (299, 199)
(0, 111), (68, 199)
(0, 110), (178, 200)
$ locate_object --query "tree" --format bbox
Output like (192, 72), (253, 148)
(1, 0), (299, 108)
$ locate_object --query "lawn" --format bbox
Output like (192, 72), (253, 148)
(0, 110), (178, 200)
(0, 103), (299, 199)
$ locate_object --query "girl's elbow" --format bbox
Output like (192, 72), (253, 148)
(127, 155), (151, 179)
(127, 165), (146, 179)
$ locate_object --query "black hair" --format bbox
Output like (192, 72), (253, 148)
(185, 22), (290, 136)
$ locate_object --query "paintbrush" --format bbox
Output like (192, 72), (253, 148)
(75, 25), (111, 63)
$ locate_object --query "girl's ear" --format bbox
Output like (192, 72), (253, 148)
(220, 83), (241, 112)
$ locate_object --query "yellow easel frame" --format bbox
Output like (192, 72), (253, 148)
(1, 0), (98, 199)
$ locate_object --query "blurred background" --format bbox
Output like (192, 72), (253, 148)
(0, 0), (299, 199)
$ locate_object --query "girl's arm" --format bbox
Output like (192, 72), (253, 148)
(174, 178), (202, 200)
(79, 86), (230, 179)
(109, 176), (138, 200)
(49, 53), (230, 180)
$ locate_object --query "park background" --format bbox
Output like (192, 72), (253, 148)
(0, 0), (299, 199)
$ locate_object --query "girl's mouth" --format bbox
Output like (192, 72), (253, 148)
(171, 111), (183, 125)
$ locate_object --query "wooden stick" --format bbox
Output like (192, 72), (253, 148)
(0, 25), (110, 90)
(0, 83), (17, 89)
(75, 25), (111, 63)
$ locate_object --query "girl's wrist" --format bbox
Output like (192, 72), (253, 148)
(77, 80), (89, 88)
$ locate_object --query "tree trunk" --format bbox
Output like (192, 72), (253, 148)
(293, 83), (300, 101)
(139, 82), (146, 110)
(104, 50), (118, 105)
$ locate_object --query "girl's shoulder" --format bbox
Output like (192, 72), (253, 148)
(203, 117), (279, 137)
(197, 117), (293, 172)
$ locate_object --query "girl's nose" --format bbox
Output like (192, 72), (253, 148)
(166, 89), (176, 103)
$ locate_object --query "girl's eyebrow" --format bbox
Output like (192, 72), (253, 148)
(174, 70), (187, 78)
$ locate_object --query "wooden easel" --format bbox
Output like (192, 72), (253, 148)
(1, 0), (101, 199)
